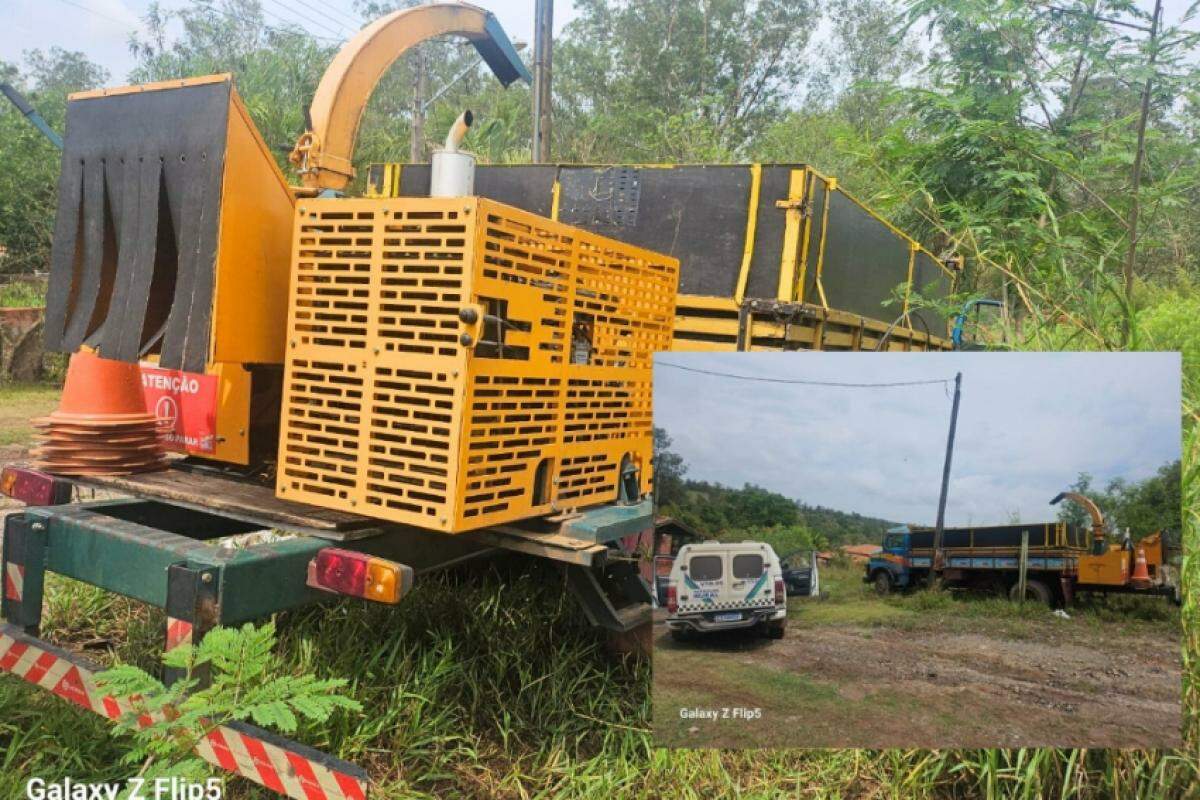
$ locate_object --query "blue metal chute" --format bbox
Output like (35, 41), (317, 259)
(1, 83), (64, 149)
(473, 13), (533, 86)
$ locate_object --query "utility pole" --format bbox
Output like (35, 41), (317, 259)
(1122, 0), (1163, 339)
(531, 0), (553, 163)
(410, 45), (427, 163)
(932, 371), (963, 578)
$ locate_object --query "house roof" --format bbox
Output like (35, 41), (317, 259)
(654, 516), (705, 542)
(841, 543), (882, 556)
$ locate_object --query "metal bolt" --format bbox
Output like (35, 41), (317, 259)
(458, 307), (478, 324)
(459, 333), (474, 346)
(201, 573), (213, 584)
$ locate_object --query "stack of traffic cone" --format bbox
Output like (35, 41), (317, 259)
(31, 350), (168, 476)
(1129, 547), (1153, 590)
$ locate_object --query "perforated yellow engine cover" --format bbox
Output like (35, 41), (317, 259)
(277, 196), (679, 533)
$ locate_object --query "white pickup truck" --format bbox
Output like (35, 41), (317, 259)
(665, 541), (788, 640)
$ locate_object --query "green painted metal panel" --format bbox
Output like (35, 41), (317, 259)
(216, 537), (331, 624)
(26, 503), (329, 622)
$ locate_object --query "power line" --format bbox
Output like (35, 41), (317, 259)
(190, 1), (343, 44)
(288, 0), (362, 33)
(655, 361), (953, 389)
(53, 0), (138, 28)
(262, 0), (347, 39)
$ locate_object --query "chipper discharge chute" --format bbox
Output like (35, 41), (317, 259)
(42, 74), (295, 466)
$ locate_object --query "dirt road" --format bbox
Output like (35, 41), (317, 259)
(653, 596), (1181, 749)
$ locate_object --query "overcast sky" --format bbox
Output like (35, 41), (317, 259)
(655, 352), (1181, 528)
(4, 0), (1193, 88)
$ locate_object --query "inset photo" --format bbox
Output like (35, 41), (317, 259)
(652, 352), (1182, 749)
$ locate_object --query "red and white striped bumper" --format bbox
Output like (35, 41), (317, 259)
(0, 623), (368, 800)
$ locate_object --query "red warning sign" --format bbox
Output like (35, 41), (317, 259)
(139, 365), (219, 455)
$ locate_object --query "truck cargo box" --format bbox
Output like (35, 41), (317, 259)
(908, 522), (1089, 552)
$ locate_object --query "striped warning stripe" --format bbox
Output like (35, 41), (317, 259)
(0, 625), (368, 800)
(4, 563), (23, 602)
(165, 617), (194, 651)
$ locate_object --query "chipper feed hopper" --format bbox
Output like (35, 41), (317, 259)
(42, 74), (295, 466)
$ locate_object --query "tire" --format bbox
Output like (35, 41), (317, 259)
(1008, 578), (1052, 606)
(764, 621), (786, 640)
(873, 570), (892, 596)
(670, 627), (692, 643)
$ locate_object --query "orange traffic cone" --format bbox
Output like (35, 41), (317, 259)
(1129, 547), (1153, 590)
(31, 350), (168, 476)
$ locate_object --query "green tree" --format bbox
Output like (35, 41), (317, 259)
(554, 0), (819, 162)
(653, 427), (688, 508)
(0, 49), (107, 276)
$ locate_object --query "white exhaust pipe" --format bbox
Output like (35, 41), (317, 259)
(431, 109), (475, 197)
(444, 109), (473, 152)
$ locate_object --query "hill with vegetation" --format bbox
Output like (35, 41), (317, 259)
(659, 478), (899, 555)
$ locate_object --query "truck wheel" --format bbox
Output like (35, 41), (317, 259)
(670, 628), (692, 643)
(873, 571), (892, 596)
(1009, 579), (1052, 606)
(764, 621), (786, 639)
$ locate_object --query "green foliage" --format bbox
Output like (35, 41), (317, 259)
(96, 620), (360, 781)
(0, 279), (46, 308)
(0, 49), (107, 276)
(554, 0), (818, 161)
(652, 427), (687, 507)
(659, 476), (898, 548)
(1057, 461), (1183, 541)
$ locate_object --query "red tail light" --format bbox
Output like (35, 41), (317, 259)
(774, 579), (786, 605)
(307, 548), (413, 604)
(667, 584), (678, 613)
(0, 466), (72, 506)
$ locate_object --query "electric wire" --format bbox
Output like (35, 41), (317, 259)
(655, 361), (952, 389)
(52, 0), (135, 27)
(262, 0), (347, 38)
(287, 0), (363, 33)
(190, 0), (343, 43)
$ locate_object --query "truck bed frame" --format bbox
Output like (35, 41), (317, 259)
(1, 463), (653, 799)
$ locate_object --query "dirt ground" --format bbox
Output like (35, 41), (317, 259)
(653, 571), (1182, 749)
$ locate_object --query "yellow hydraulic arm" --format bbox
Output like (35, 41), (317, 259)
(290, 1), (530, 191)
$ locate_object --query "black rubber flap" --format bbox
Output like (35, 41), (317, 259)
(45, 80), (230, 373)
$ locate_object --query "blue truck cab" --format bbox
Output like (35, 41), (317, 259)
(863, 525), (931, 593)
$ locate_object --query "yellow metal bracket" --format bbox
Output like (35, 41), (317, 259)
(903, 240), (919, 315)
(811, 175), (836, 308)
(734, 164), (762, 303)
(775, 169), (808, 301)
